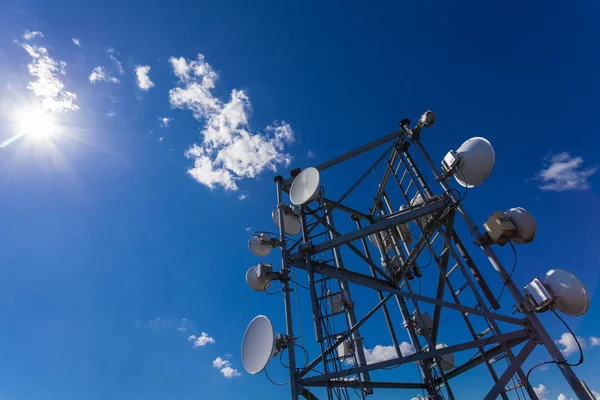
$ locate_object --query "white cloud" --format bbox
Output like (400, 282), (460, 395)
(589, 336), (600, 347)
(533, 384), (549, 400)
(148, 317), (171, 329)
(307, 150), (315, 158)
(18, 43), (79, 112)
(592, 391), (600, 399)
(187, 335), (197, 342)
(135, 65), (154, 91)
(158, 137), (165, 143)
(159, 117), (172, 127)
(169, 54), (294, 192)
(245, 226), (253, 232)
(23, 30), (43, 40)
(555, 332), (586, 357)
(535, 153), (598, 191)
(89, 66), (120, 83)
(72, 38), (81, 46)
(362, 342), (414, 364)
(238, 193), (248, 200)
(192, 332), (215, 348)
(557, 394), (572, 400)
(212, 356), (241, 378)
(108, 49), (124, 74)
(106, 111), (116, 117)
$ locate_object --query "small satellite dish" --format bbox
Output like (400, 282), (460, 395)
(246, 266), (271, 292)
(504, 207), (536, 244)
(435, 343), (454, 372)
(241, 315), (276, 374)
(544, 269), (590, 316)
(272, 207), (301, 236)
(453, 137), (495, 188)
(289, 167), (320, 205)
(248, 233), (272, 257)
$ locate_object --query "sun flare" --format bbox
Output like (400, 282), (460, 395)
(16, 108), (58, 140)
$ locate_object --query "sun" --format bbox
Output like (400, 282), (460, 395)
(16, 108), (58, 140)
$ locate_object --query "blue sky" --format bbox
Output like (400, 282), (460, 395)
(0, 0), (599, 399)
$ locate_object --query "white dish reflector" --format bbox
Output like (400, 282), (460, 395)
(435, 343), (454, 371)
(289, 167), (320, 205)
(544, 269), (590, 316)
(246, 266), (271, 292)
(272, 207), (301, 236)
(241, 315), (276, 374)
(453, 137), (495, 188)
(504, 207), (536, 244)
(248, 233), (272, 257)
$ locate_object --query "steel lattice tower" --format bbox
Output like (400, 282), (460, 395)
(254, 112), (592, 400)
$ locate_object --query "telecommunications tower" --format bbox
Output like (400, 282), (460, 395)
(241, 111), (593, 399)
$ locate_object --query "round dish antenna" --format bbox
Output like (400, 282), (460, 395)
(289, 167), (320, 205)
(248, 233), (273, 257)
(544, 269), (590, 316)
(435, 343), (454, 372)
(241, 315), (276, 374)
(272, 207), (301, 236)
(246, 265), (271, 292)
(452, 137), (495, 188)
(505, 207), (536, 244)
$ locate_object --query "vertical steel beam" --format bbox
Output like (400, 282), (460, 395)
(275, 176), (300, 400)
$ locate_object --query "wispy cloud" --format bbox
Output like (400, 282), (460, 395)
(18, 42), (78, 112)
(108, 49), (124, 75)
(135, 65), (154, 91)
(533, 384), (549, 400)
(238, 193), (248, 200)
(148, 317), (171, 330)
(23, 30), (43, 40)
(177, 318), (189, 333)
(212, 356), (241, 378)
(89, 66), (119, 83)
(72, 38), (81, 46)
(307, 150), (315, 158)
(159, 117), (172, 128)
(169, 54), (294, 191)
(534, 152), (598, 191)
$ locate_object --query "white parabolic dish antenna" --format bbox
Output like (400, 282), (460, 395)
(505, 207), (536, 244)
(544, 269), (590, 316)
(435, 343), (454, 372)
(246, 266), (271, 292)
(290, 167), (320, 205)
(242, 315), (276, 374)
(248, 233), (272, 257)
(272, 208), (301, 236)
(453, 137), (495, 188)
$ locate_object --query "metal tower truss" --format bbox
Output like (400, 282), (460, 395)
(263, 114), (592, 400)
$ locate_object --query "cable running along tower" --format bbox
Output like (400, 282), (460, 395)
(241, 111), (593, 399)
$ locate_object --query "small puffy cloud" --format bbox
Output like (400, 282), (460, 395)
(159, 117), (172, 128)
(533, 384), (549, 400)
(108, 49), (124, 74)
(158, 137), (165, 143)
(169, 53), (295, 192)
(89, 66), (119, 83)
(589, 336), (600, 347)
(555, 332), (586, 357)
(18, 42), (78, 112)
(192, 332), (215, 348)
(23, 30), (43, 40)
(557, 394), (572, 400)
(187, 335), (197, 342)
(135, 65), (154, 91)
(238, 193), (248, 200)
(307, 150), (315, 158)
(362, 342), (414, 365)
(535, 153), (598, 191)
(212, 356), (241, 378)
(106, 111), (116, 117)
(72, 38), (81, 46)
